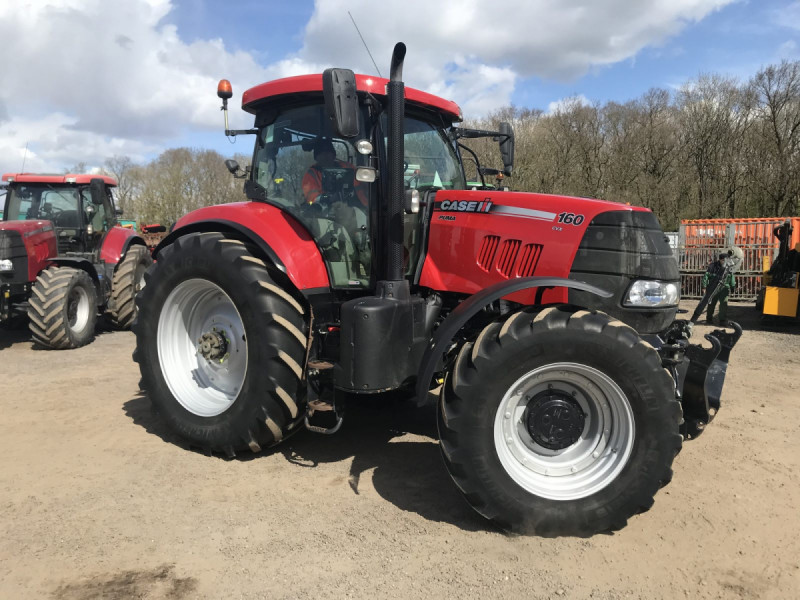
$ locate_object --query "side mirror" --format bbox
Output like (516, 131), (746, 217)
(89, 177), (106, 207)
(225, 159), (246, 179)
(322, 68), (359, 138)
(115, 208), (123, 217)
(499, 121), (514, 176)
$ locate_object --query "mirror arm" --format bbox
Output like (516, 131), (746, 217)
(225, 128), (258, 137)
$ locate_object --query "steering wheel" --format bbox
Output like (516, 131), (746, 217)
(43, 206), (63, 221)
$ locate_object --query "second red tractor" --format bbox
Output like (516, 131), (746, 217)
(0, 173), (150, 348)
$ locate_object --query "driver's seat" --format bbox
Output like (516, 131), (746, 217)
(55, 210), (80, 228)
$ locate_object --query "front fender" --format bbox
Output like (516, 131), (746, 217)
(155, 202), (329, 291)
(415, 276), (612, 405)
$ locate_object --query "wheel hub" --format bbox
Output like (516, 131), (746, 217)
(198, 329), (229, 361)
(525, 389), (586, 450)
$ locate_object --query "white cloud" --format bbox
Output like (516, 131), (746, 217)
(0, 0), (735, 173)
(777, 40), (799, 60)
(547, 95), (592, 115)
(297, 0), (734, 111)
(773, 1), (800, 31)
(0, 0), (317, 173)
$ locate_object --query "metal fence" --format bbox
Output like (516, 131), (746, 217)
(677, 218), (800, 301)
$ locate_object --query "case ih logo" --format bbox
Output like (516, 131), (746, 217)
(435, 200), (558, 223)
(437, 199), (493, 213)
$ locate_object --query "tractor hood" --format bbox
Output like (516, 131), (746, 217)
(0, 219), (55, 236)
(421, 188), (677, 333)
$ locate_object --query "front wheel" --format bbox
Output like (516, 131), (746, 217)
(28, 266), (98, 349)
(438, 305), (682, 536)
(133, 233), (309, 456)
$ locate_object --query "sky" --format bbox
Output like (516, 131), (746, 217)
(0, 0), (798, 176)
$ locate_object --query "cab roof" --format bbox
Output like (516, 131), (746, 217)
(2, 173), (117, 186)
(242, 74), (462, 122)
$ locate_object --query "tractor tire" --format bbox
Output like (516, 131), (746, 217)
(109, 245), (152, 329)
(28, 266), (98, 349)
(438, 305), (682, 536)
(133, 232), (308, 456)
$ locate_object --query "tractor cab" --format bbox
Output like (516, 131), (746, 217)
(232, 85), (472, 290)
(2, 174), (118, 256)
(219, 74), (511, 293)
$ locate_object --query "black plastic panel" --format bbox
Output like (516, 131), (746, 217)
(569, 210), (679, 333)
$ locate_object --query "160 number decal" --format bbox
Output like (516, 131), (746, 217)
(557, 212), (585, 225)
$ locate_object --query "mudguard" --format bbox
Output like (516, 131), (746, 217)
(99, 226), (146, 265)
(48, 257), (107, 304)
(154, 202), (329, 291)
(415, 276), (611, 405)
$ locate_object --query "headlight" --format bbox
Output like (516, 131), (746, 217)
(624, 280), (679, 308)
(0, 259), (13, 273)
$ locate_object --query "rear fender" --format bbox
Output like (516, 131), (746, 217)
(154, 203), (329, 291)
(415, 276), (612, 404)
(99, 226), (146, 266)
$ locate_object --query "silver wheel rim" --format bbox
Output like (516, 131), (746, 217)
(67, 286), (91, 332)
(493, 362), (635, 501)
(157, 279), (247, 417)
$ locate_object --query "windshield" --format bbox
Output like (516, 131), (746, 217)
(253, 103), (373, 288)
(5, 184), (82, 225)
(393, 115), (466, 191)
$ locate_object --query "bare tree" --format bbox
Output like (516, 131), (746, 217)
(748, 60), (800, 216)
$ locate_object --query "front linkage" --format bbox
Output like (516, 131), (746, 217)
(652, 255), (743, 439)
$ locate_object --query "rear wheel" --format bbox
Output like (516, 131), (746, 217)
(438, 305), (682, 536)
(109, 245), (152, 328)
(133, 232), (308, 456)
(28, 266), (98, 349)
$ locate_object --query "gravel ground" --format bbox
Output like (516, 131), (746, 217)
(1, 301), (799, 599)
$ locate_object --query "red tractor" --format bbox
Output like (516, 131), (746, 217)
(134, 44), (740, 535)
(0, 173), (151, 348)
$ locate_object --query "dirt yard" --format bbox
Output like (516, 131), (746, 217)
(1, 302), (799, 599)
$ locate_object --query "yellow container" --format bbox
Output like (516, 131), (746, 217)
(764, 286), (799, 317)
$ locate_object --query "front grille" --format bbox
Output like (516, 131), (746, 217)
(0, 230), (25, 260)
(0, 229), (29, 284)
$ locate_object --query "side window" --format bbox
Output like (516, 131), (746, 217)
(42, 189), (80, 228)
(253, 104), (372, 288)
(81, 189), (108, 234)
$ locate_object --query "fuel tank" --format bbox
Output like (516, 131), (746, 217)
(420, 190), (678, 333)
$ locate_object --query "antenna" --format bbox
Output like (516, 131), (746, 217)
(20, 142), (29, 172)
(348, 11), (382, 78)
